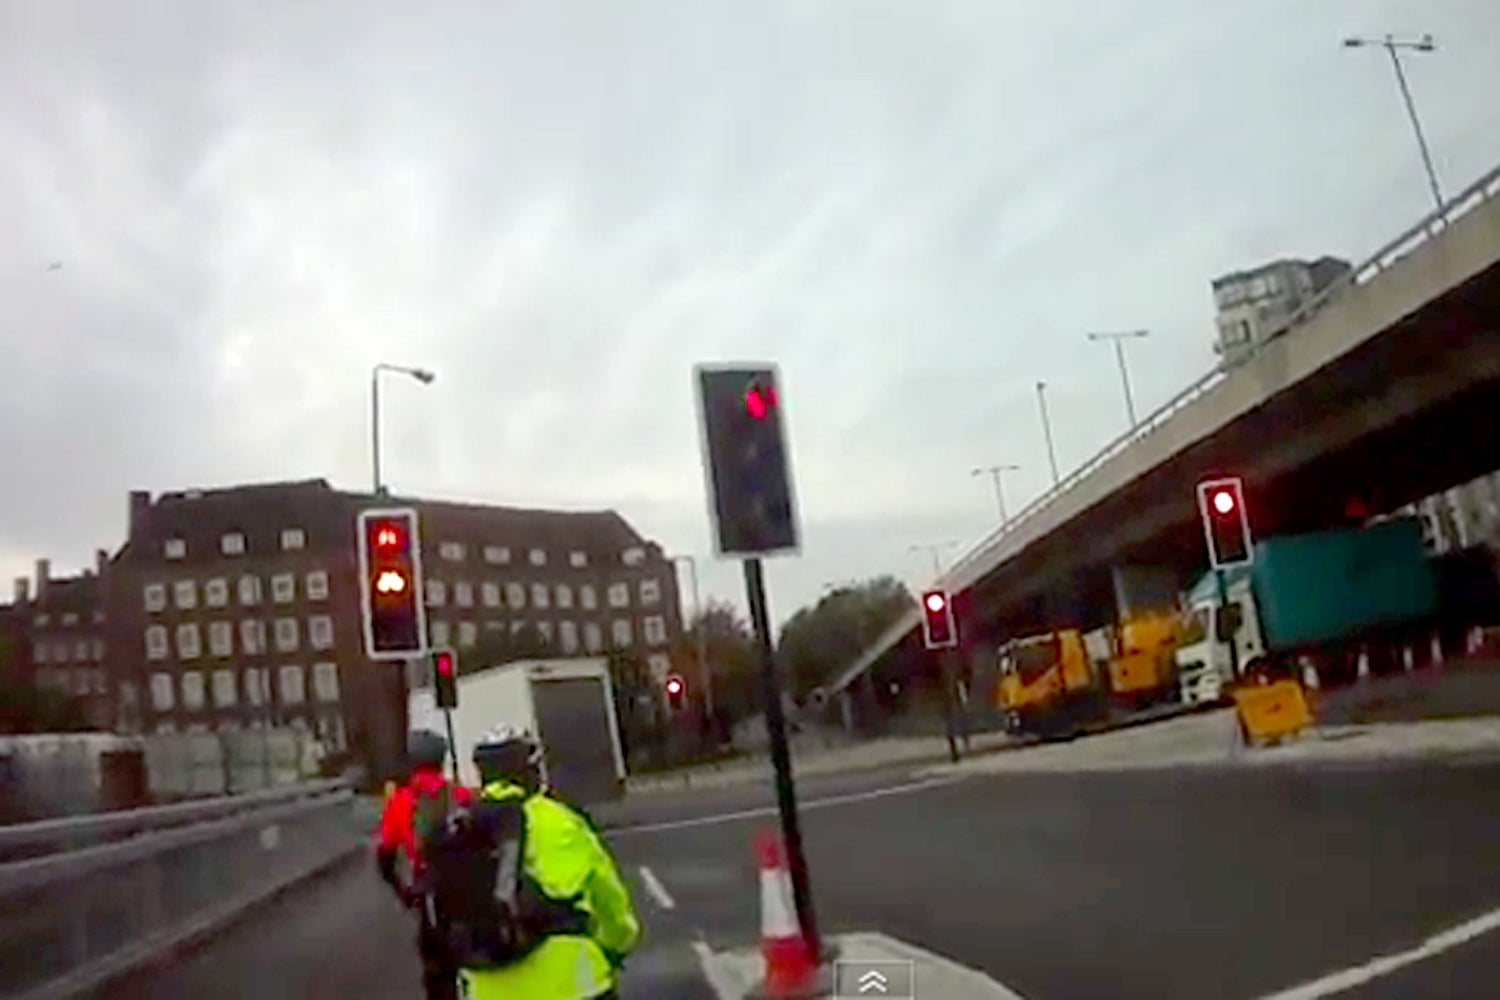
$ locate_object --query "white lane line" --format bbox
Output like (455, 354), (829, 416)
(1254, 904), (1500, 1000)
(691, 939), (744, 1000)
(612, 776), (962, 837)
(638, 865), (676, 911)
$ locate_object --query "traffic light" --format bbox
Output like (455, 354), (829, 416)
(696, 364), (799, 556)
(664, 673), (686, 713)
(357, 507), (428, 659)
(1196, 477), (1252, 569)
(920, 588), (958, 650)
(432, 648), (458, 710)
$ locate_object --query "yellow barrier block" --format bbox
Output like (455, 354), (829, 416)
(1233, 679), (1312, 745)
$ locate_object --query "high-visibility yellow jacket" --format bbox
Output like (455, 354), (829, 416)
(456, 780), (641, 1000)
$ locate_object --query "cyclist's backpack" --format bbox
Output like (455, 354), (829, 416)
(427, 797), (589, 968)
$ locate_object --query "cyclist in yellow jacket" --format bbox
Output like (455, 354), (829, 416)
(446, 724), (640, 1000)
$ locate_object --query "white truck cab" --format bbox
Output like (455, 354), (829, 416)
(1174, 567), (1265, 705)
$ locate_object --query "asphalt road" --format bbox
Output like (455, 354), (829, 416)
(113, 757), (1500, 999)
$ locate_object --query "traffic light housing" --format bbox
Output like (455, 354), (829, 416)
(696, 364), (799, 556)
(432, 648), (458, 710)
(1197, 477), (1252, 569)
(357, 508), (428, 659)
(664, 673), (686, 713)
(920, 589), (958, 650)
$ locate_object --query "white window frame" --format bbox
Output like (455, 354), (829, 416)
(611, 619), (632, 647)
(221, 533), (246, 556)
(483, 546), (511, 565)
(569, 551), (588, 568)
(581, 585), (597, 611)
(458, 621), (478, 648)
(143, 583), (167, 613)
(278, 665), (306, 705)
(648, 653), (672, 682)
(176, 623), (201, 660)
(560, 621), (579, 654)
(481, 582), (501, 608)
(212, 669), (238, 708)
(309, 615), (335, 651)
(240, 619), (266, 656)
(608, 583), (630, 609)
(281, 528), (306, 551)
(271, 573), (296, 604)
(174, 580), (198, 610)
(531, 583), (550, 610)
(640, 579), (662, 606)
(181, 672), (206, 711)
(62, 612), (79, 627)
(150, 672), (175, 711)
(454, 582), (474, 608)
(313, 662), (340, 703)
(209, 621), (234, 657)
(146, 625), (169, 661)
(537, 622), (554, 646)
(528, 548), (547, 567)
(244, 668), (268, 707)
(506, 583), (526, 609)
(439, 542), (466, 562)
(427, 579), (447, 607)
(622, 547), (645, 567)
(164, 539), (186, 560)
(73, 639), (88, 661)
(274, 618), (300, 653)
(305, 570), (329, 601)
(91, 639), (104, 661)
(644, 615), (668, 646)
(431, 620), (452, 647)
(556, 585), (574, 609)
(238, 575), (262, 606)
(584, 623), (603, 653)
(205, 578), (229, 608)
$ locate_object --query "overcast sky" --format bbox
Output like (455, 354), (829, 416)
(2, 1), (1498, 627)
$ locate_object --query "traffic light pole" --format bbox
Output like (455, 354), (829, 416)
(743, 556), (821, 960)
(940, 651), (962, 763)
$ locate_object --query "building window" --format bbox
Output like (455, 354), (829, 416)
(640, 579), (662, 606)
(313, 662), (340, 703)
(240, 620), (266, 655)
(213, 669), (237, 708)
(91, 669), (107, 694)
(34, 613), (50, 627)
(569, 551), (588, 568)
(176, 623), (202, 660)
(455, 582), (474, 608)
(281, 528), (306, 551)
(510, 620), (528, 637)
(274, 618), (299, 653)
(73, 639), (88, 661)
(427, 580), (447, 607)
(537, 622), (554, 646)
(209, 622), (234, 657)
(560, 621), (579, 654)
(581, 585), (597, 610)
(181, 672), (206, 711)
(221, 532), (246, 556)
(279, 665), (306, 705)
(439, 542), (466, 562)
(206, 578), (229, 607)
(644, 616), (668, 646)
(484, 546), (511, 565)
(174, 580), (197, 610)
(239, 575), (262, 605)
(143, 583), (167, 612)
(33, 642), (48, 664)
(151, 672), (175, 711)
(244, 668), (268, 707)
(272, 573), (296, 604)
(431, 620), (452, 647)
(306, 570), (329, 601)
(165, 538), (186, 560)
(92, 610), (104, 625)
(584, 623), (603, 653)
(611, 619), (632, 647)
(622, 547), (645, 567)
(72, 668), (90, 696)
(458, 621), (477, 648)
(309, 615), (335, 650)
(145, 625), (169, 661)
(528, 548), (547, 567)
(481, 582), (501, 608)
(608, 583), (630, 609)
(648, 653), (672, 682)
(556, 585), (574, 609)
(62, 612), (79, 626)
(531, 584), (550, 610)
(53, 640), (70, 663)
(506, 583), (526, 609)
(91, 639), (104, 661)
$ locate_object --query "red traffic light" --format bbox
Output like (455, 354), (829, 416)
(435, 651), (454, 677)
(1211, 489), (1236, 516)
(373, 522), (404, 549)
(665, 675), (684, 695)
(924, 592), (947, 613)
(745, 383), (777, 421)
(920, 588), (957, 649)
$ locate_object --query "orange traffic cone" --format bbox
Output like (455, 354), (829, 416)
(755, 830), (819, 998)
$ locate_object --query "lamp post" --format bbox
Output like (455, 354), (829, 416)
(670, 554), (713, 721)
(1343, 34), (1444, 217)
(971, 464), (1020, 526)
(1086, 330), (1150, 428)
(1036, 381), (1061, 487)
(371, 363), (436, 496)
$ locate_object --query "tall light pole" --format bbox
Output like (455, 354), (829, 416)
(371, 363), (436, 496)
(1087, 330), (1150, 428)
(972, 464), (1020, 526)
(1344, 34), (1444, 216)
(909, 542), (959, 577)
(1036, 381), (1061, 488)
(669, 554), (713, 721)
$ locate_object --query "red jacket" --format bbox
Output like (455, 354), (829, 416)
(376, 768), (473, 873)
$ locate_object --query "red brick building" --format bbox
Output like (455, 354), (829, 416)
(13, 557), (112, 729)
(104, 480), (684, 778)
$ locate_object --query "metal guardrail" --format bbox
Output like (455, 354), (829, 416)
(835, 160), (1500, 692)
(0, 782), (368, 999)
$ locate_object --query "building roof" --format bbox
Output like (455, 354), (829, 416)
(1210, 255), (1352, 290)
(33, 574), (102, 615)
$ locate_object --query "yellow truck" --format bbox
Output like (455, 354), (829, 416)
(1104, 610), (1182, 711)
(995, 629), (1100, 735)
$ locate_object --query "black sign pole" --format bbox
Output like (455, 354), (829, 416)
(743, 556), (821, 960)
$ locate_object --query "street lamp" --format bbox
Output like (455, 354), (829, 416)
(1344, 34), (1444, 216)
(669, 554), (713, 720)
(971, 464), (1020, 526)
(1086, 330), (1150, 428)
(371, 363), (436, 496)
(1035, 381), (1061, 488)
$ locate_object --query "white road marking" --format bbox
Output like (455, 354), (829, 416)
(691, 939), (745, 1000)
(638, 865), (676, 911)
(1254, 904), (1500, 1000)
(612, 776), (962, 837)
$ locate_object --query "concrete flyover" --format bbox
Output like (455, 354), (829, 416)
(835, 160), (1500, 703)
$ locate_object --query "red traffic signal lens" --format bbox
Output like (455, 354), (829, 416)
(924, 592), (947, 613)
(745, 383), (777, 421)
(1211, 490), (1236, 516)
(665, 676), (683, 694)
(373, 523), (403, 549)
(435, 653), (454, 677)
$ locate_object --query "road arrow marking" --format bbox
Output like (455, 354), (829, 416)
(858, 969), (889, 994)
